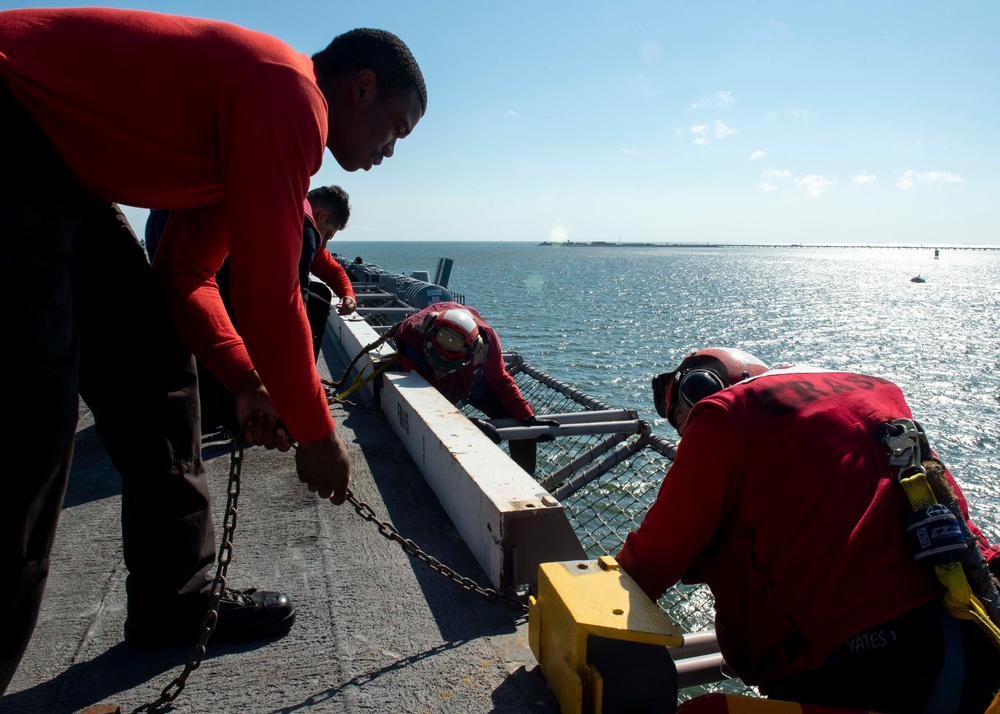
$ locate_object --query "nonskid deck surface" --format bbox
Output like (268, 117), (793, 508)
(2, 336), (555, 714)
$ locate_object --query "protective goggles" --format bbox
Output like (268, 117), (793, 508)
(433, 325), (469, 356)
(424, 325), (473, 373)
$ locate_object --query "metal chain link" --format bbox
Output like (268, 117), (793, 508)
(346, 490), (528, 613)
(131, 434), (523, 713)
(131, 435), (244, 713)
(323, 329), (523, 610)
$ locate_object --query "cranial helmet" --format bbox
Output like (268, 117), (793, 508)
(422, 307), (483, 373)
(652, 347), (769, 428)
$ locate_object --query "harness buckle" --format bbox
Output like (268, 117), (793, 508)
(879, 418), (926, 479)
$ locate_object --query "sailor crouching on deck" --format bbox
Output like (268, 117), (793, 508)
(392, 303), (552, 475)
(618, 348), (1000, 714)
(0, 7), (426, 693)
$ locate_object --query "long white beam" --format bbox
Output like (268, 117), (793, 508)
(328, 312), (586, 591)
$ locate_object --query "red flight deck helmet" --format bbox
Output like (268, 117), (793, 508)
(652, 347), (770, 429)
(422, 307), (483, 373)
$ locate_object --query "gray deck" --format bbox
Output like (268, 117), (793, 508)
(1, 338), (557, 713)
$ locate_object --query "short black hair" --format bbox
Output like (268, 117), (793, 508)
(313, 28), (427, 114)
(307, 185), (351, 229)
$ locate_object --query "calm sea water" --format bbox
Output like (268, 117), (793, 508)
(333, 241), (1000, 538)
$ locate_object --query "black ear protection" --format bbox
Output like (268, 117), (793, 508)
(469, 334), (485, 360)
(652, 366), (727, 427)
(674, 369), (726, 414)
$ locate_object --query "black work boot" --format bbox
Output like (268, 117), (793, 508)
(124, 588), (296, 648)
(212, 588), (296, 642)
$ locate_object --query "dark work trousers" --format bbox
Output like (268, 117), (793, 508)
(147, 219), (237, 437)
(467, 377), (538, 475)
(772, 598), (1000, 714)
(0, 81), (214, 694)
(306, 281), (334, 361)
(301, 220), (332, 362)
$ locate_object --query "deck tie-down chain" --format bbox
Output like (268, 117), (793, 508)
(131, 432), (524, 712)
(132, 434), (244, 713)
(346, 490), (528, 614)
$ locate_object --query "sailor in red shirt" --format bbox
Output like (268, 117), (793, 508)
(618, 348), (1000, 714)
(393, 303), (547, 474)
(304, 185), (357, 318)
(0, 7), (425, 689)
(158, 186), (358, 433)
(147, 186), (356, 367)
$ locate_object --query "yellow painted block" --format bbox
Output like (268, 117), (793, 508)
(529, 557), (683, 714)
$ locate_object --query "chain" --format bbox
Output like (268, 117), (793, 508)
(131, 435), (523, 713)
(345, 490), (528, 613)
(132, 435), (244, 713)
(322, 321), (401, 392)
(325, 343), (523, 611)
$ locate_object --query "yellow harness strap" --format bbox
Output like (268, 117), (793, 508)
(899, 472), (1000, 651)
(328, 352), (400, 404)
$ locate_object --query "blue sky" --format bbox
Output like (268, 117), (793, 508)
(12, 1), (1000, 245)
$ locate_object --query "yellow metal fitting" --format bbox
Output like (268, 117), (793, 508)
(529, 556), (683, 713)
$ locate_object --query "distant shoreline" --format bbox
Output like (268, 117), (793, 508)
(536, 241), (998, 251)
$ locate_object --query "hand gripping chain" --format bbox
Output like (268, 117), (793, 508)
(127, 430), (525, 713)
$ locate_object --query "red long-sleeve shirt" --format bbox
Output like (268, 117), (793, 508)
(311, 249), (355, 299)
(302, 201), (354, 300)
(395, 303), (533, 420)
(618, 368), (998, 688)
(0, 8), (334, 443)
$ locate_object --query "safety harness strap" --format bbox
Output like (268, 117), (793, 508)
(880, 419), (1000, 653)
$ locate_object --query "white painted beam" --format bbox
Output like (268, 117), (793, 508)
(328, 312), (585, 591)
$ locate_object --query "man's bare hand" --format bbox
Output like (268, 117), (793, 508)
(337, 296), (357, 315)
(295, 431), (351, 504)
(233, 370), (293, 451)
